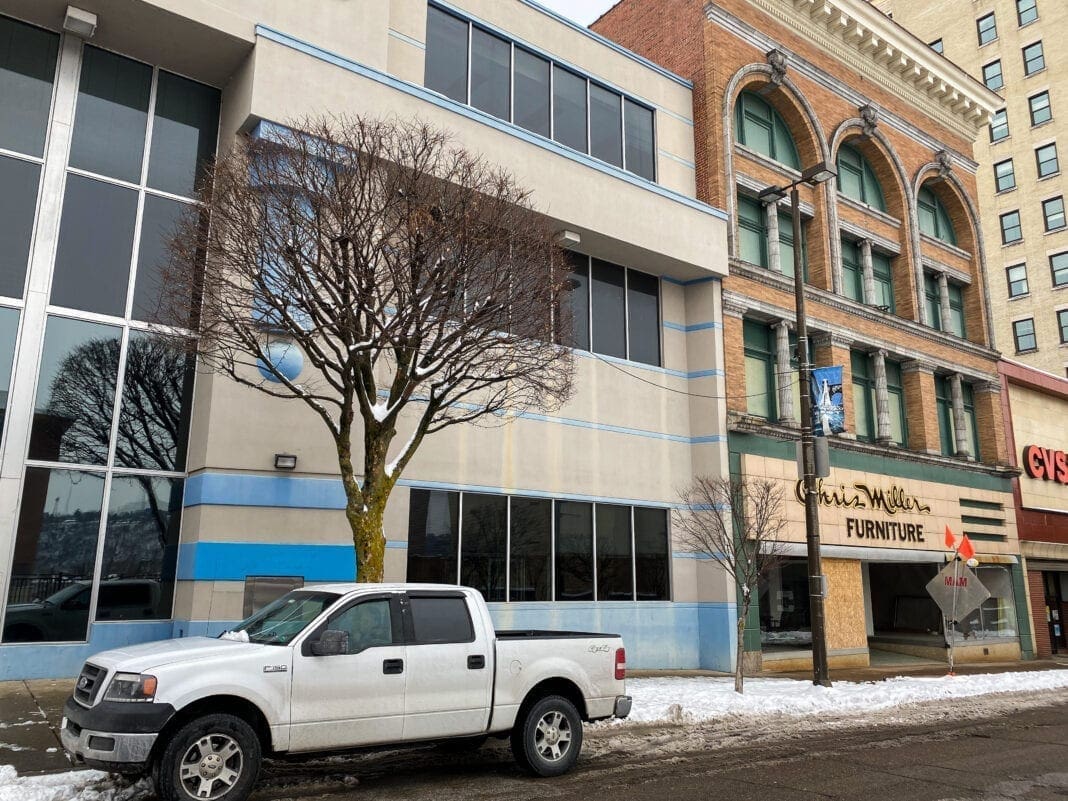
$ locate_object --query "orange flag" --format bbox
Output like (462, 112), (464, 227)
(944, 525), (956, 550)
(958, 534), (976, 562)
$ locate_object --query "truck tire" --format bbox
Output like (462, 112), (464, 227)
(510, 695), (582, 777)
(153, 713), (261, 801)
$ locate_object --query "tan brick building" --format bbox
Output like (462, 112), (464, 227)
(875, 0), (1068, 377)
(595, 0), (1033, 669)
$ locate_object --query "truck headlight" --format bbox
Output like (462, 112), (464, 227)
(104, 673), (157, 703)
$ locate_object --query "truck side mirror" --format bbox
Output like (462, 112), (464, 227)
(310, 629), (349, 656)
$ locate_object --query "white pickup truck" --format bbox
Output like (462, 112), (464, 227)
(60, 584), (631, 801)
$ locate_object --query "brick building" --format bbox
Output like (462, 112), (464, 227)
(595, 0), (1032, 669)
(875, 0), (1068, 378)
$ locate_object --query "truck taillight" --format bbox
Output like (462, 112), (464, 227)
(615, 647), (626, 680)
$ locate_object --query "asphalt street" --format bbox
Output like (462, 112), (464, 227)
(254, 699), (1068, 801)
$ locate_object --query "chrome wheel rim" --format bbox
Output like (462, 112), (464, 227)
(534, 710), (572, 762)
(179, 733), (243, 799)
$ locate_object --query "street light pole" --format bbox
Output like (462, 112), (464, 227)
(759, 162), (836, 688)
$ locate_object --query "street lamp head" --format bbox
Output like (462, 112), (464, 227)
(757, 185), (788, 203)
(801, 162), (837, 186)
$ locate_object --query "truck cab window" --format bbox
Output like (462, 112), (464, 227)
(408, 595), (474, 643)
(326, 599), (394, 654)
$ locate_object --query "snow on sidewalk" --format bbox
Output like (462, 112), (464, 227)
(3, 670), (1068, 799)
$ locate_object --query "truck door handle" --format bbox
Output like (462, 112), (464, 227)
(383, 658), (404, 675)
(467, 655), (485, 670)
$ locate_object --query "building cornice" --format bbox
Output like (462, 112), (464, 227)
(704, 3), (994, 159)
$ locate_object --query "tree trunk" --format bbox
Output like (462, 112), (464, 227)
(735, 602), (748, 694)
(348, 491), (387, 582)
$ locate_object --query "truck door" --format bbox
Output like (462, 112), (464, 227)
(400, 591), (494, 741)
(289, 593), (406, 751)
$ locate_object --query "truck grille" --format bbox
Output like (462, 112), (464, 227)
(73, 663), (105, 706)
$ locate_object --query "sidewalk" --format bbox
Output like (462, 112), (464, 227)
(3, 658), (1067, 777)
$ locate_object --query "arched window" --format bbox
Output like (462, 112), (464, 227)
(917, 184), (957, 246)
(734, 91), (800, 169)
(836, 144), (886, 211)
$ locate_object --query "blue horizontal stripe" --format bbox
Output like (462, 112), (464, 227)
(686, 369), (723, 379)
(658, 149), (697, 169)
(385, 540), (408, 549)
(253, 26), (725, 222)
(690, 435), (728, 444)
(184, 472), (688, 512)
(177, 542), (357, 581)
(662, 320), (724, 332)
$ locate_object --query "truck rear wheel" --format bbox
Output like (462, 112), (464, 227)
(510, 695), (582, 777)
(154, 713), (261, 801)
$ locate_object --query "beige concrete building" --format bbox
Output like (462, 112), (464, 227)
(0, 0), (730, 678)
(874, 0), (1068, 377)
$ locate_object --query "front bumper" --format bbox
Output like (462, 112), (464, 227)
(60, 696), (174, 770)
(614, 694), (632, 719)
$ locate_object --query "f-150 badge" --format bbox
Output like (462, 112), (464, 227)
(263, 665), (288, 673)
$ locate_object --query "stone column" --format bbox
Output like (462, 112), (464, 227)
(950, 372), (971, 458)
(937, 272), (953, 332)
(872, 349), (892, 444)
(774, 321), (796, 425)
(860, 239), (876, 306)
(765, 201), (782, 273)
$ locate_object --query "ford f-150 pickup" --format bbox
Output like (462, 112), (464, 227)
(60, 584), (631, 801)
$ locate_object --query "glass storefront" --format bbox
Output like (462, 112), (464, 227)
(0, 14), (219, 643)
(759, 558), (812, 651)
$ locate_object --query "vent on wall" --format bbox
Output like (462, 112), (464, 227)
(959, 498), (1007, 542)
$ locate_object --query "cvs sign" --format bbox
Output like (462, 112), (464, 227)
(1022, 444), (1068, 483)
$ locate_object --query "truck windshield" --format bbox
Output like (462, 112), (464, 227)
(229, 591), (340, 645)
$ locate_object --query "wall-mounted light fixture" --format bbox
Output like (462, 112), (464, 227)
(63, 6), (97, 38)
(274, 453), (298, 470)
(553, 230), (582, 249)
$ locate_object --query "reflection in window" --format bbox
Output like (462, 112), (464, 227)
(514, 49), (550, 137)
(734, 91), (800, 169)
(564, 253), (590, 351)
(424, 5), (469, 104)
(553, 66), (587, 154)
(407, 489), (459, 584)
(743, 319), (776, 420)
(326, 599), (393, 653)
(52, 173), (138, 316)
(555, 501), (593, 601)
(952, 566), (1018, 639)
(133, 194), (189, 322)
(470, 28), (510, 122)
(2, 467), (106, 643)
(591, 258), (626, 359)
(627, 270), (661, 367)
(0, 307), (18, 445)
(917, 185), (957, 245)
(590, 83), (622, 168)
(0, 154), (40, 299)
(836, 144), (886, 211)
(634, 507), (669, 600)
(29, 316), (121, 465)
(567, 255), (661, 366)
(0, 15), (59, 158)
(115, 333), (194, 472)
(147, 71), (220, 197)
(759, 558), (812, 650)
(597, 504), (633, 601)
(97, 476), (182, 621)
(624, 100), (656, 181)
(509, 498), (551, 602)
(738, 195), (768, 268)
(459, 493), (506, 602)
(69, 46), (152, 183)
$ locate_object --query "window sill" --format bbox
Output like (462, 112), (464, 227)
(1019, 18), (1040, 29)
(1038, 171), (1061, 182)
(1025, 67), (1047, 79)
(995, 185), (1018, 195)
(1046, 226), (1068, 235)
(1031, 119), (1053, 132)
(1015, 347), (1040, 355)
(1008, 293), (1031, 301)
(990, 134), (1011, 146)
(1002, 239), (1024, 248)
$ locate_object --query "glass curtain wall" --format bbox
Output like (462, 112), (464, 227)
(0, 19), (218, 643)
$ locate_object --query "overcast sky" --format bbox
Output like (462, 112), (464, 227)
(535, 0), (619, 26)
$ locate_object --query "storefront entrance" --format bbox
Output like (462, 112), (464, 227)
(1043, 572), (1067, 654)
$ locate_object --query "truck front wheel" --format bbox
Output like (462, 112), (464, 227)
(154, 713), (261, 801)
(511, 695), (583, 777)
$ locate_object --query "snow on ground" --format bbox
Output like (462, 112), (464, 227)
(2, 670), (1067, 800)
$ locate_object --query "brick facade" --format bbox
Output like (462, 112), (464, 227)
(1027, 569), (1052, 660)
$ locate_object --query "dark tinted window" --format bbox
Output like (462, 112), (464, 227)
(470, 27), (510, 121)
(555, 501), (593, 601)
(553, 66), (587, 153)
(0, 307), (18, 445)
(589, 83), (622, 167)
(0, 16), (58, 158)
(510, 497), (551, 602)
(0, 155), (40, 299)
(514, 48), (550, 137)
(425, 6), (468, 104)
(132, 194), (188, 321)
(597, 504), (632, 601)
(51, 174), (138, 316)
(69, 46), (151, 182)
(460, 493), (506, 602)
(634, 507), (669, 601)
(29, 316), (121, 465)
(591, 258), (626, 359)
(407, 489), (459, 583)
(409, 596), (474, 643)
(564, 253), (589, 350)
(624, 99), (655, 181)
(627, 269), (660, 366)
(147, 71), (220, 197)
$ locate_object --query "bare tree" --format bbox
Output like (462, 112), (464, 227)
(674, 477), (789, 693)
(162, 115), (574, 582)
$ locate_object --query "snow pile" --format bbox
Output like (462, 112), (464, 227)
(0, 765), (151, 801)
(621, 669), (1068, 725)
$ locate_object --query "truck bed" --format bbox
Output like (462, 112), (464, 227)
(495, 629), (620, 639)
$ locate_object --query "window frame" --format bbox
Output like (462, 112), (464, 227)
(734, 90), (801, 170)
(1023, 41), (1045, 76)
(1029, 91), (1052, 126)
(983, 60), (1004, 91)
(836, 143), (886, 211)
(990, 108), (1010, 142)
(1013, 317), (1037, 352)
(1043, 196), (1066, 231)
(1058, 309), (1068, 344)
(1052, 251), (1068, 287)
(850, 350), (876, 442)
(918, 185), (958, 245)
(929, 39), (944, 54)
(977, 13), (998, 46)
(743, 319), (777, 420)
(1006, 263), (1029, 298)
(994, 158), (1017, 192)
(1036, 143), (1060, 178)
(1017, 0), (1038, 26)
(1000, 209), (1023, 244)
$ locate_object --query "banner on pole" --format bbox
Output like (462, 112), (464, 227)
(811, 366), (845, 436)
